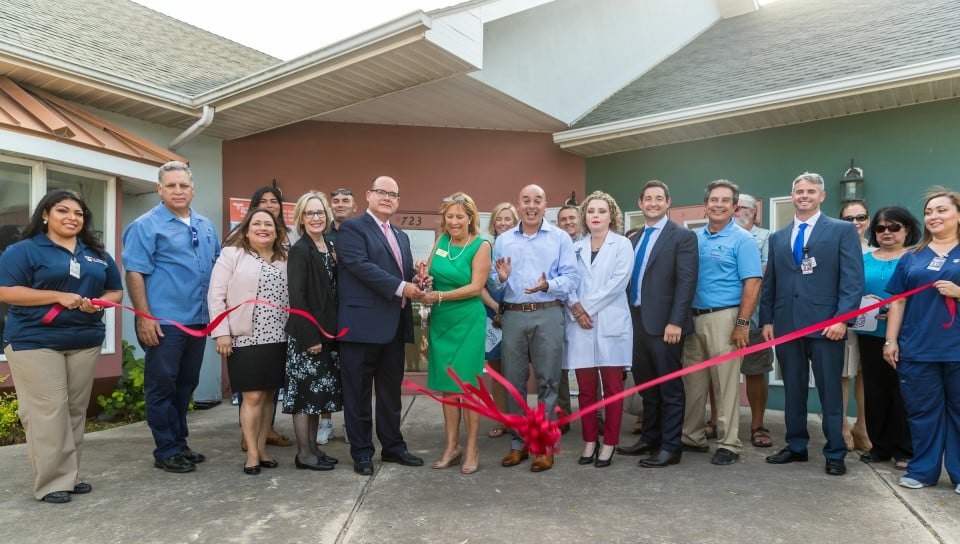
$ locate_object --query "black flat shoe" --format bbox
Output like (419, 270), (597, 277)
(259, 458), (278, 469)
(295, 455), (334, 471)
(41, 491), (71, 504)
(318, 450), (339, 465)
(243, 464), (261, 475)
(70, 482), (92, 494)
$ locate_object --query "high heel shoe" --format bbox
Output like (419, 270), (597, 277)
(432, 448), (463, 469)
(852, 430), (872, 452)
(595, 445), (614, 468)
(578, 442), (598, 465)
(461, 450), (479, 474)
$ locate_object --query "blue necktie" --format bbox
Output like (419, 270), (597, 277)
(793, 223), (808, 266)
(630, 227), (656, 305)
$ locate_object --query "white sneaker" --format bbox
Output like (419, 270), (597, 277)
(899, 476), (931, 489)
(316, 419), (334, 445)
(343, 424), (350, 444)
(955, 483), (960, 495)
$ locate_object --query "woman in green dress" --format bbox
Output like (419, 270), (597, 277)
(422, 192), (491, 474)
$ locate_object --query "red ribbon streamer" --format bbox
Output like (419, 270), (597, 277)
(405, 281), (946, 455)
(41, 298), (347, 340)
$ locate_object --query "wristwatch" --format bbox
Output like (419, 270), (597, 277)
(735, 317), (750, 327)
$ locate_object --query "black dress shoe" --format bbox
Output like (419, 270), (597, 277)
(825, 458), (847, 476)
(382, 450), (424, 466)
(180, 447), (206, 464)
(859, 451), (891, 463)
(765, 448), (808, 464)
(616, 439), (660, 456)
(154, 454), (196, 473)
(681, 442), (710, 453)
(354, 457), (374, 475)
(243, 464), (261, 475)
(318, 450), (339, 465)
(41, 491), (71, 504)
(639, 449), (681, 468)
(559, 423), (572, 435)
(259, 458), (279, 469)
(710, 448), (740, 466)
(70, 482), (92, 494)
(295, 455), (334, 471)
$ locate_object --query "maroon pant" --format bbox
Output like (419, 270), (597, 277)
(575, 367), (624, 445)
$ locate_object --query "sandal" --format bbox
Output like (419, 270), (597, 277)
(704, 422), (717, 440)
(751, 427), (773, 448)
(488, 424), (507, 438)
(894, 458), (910, 471)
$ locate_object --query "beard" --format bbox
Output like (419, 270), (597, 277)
(734, 214), (751, 228)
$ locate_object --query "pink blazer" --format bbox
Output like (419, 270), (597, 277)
(207, 246), (287, 338)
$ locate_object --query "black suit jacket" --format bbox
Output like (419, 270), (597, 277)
(336, 213), (415, 344)
(285, 235), (338, 347)
(627, 220), (698, 336)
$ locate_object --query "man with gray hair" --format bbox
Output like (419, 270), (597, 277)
(733, 193), (775, 448)
(123, 161), (220, 473)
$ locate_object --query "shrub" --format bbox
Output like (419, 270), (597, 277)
(97, 341), (146, 421)
(0, 374), (24, 445)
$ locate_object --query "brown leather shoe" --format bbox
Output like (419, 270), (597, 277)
(531, 454), (554, 472)
(266, 431), (292, 447)
(501, 449), (529, 467)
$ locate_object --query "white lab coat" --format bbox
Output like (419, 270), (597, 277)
(563, 232), (634, 370)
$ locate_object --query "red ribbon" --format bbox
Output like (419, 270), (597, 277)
(405, 281), (947, 455)
(41, 299), (347, 340)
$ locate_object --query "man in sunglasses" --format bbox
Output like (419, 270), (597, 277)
(326, 188), (357, 244)
(122, 161), (221, 473)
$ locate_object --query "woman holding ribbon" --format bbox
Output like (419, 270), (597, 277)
(857, 206), (919, 471)
(483, 202), (518, 439)
(422, 192), (491, 474)
(884, 188), (960, 494)
(283, 192), (341, 471)
(208, 208), (288, 474)
(0, 189), (122, 503)
(564, 191), (633, 468)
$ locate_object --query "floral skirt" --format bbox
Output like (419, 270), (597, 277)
(281, 336), (342, 415)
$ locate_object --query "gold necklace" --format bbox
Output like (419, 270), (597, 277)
(445, 235), (473, 261)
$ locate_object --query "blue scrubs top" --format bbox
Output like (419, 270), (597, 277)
(0, 233), (122, 351)
(885, 245), (960, 362)
(122, 204), (220, 325)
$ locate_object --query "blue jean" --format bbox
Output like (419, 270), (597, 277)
(142, 325), (205, 461)
(898, 360), (960, 485)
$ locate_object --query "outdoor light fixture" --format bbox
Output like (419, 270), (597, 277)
(839, 158), (864, 202)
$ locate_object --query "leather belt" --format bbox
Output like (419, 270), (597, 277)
(502, 301), (563, 312)
(691, 304), (738, 316)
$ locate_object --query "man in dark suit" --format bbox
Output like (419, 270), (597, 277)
(616, 180), (698, 467)
(337, 176), (426, 475)
(760, 172), (864, 476)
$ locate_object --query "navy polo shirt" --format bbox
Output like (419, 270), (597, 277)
(0, 233), (122, 351)
(121, 204), (220, 325)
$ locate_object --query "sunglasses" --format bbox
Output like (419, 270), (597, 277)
(842, 214), (869, 222)
(873, 223), (903, 234)
(190, 226), (199, 248)
(443, 195), (468, 203)
(331, 189), (353, 196)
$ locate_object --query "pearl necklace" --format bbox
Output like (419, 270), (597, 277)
(445, 235), (473, 261)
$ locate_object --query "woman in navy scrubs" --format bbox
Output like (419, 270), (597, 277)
(884, 188), (960, 494)
(0, 189), (122, 504)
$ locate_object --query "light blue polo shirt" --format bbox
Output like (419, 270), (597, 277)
(122, 203), (220, 325)
(692, 218), (762, 309)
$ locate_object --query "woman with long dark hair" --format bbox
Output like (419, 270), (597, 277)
(0, 189), (122, 503)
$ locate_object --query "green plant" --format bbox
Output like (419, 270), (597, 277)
(0, 374), (24, 444)
(97, 340), (146, 421)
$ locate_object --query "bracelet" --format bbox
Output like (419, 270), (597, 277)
(438, 291), (443, 305)
(883, 340), (897, 346)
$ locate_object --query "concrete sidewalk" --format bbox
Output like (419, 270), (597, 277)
(0, 396), (957, 544)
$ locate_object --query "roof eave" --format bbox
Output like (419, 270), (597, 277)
(555, 54), (960, 157)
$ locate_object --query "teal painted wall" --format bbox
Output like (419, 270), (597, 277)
(587, 98), (960, 414)
(587, 97), (960, 219)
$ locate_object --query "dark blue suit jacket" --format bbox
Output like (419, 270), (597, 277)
(759, 215), (864, 337)
(336, 213), (415, 344)
(627, 220), (698, 336)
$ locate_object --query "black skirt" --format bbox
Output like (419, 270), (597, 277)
(227, 342), (286, 392)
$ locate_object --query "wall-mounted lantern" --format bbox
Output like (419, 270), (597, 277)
(839, 158), (864, 202)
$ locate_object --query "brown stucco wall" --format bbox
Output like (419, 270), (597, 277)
(222, 121), (585, 221)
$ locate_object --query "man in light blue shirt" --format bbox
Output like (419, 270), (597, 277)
(122, 161), (220, 474)
(680, 180), (761, 466)
(490, 184), (578, 472)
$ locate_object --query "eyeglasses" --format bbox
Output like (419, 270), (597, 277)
(303, 210), (326, 219)
(331, 189), (353, 196)
(370, 188), (400, 199)
(873, 223), (903, 234)
(190, 226), (199, 248)
(735, 206), (753, 212)
(842, 214), (869, 222)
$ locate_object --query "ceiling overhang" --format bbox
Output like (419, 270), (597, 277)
(555, 55), (960, 157)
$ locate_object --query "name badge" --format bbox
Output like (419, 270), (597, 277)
(800, 256), (816, 275)
(69, 258), (81, 279)
(928, 256), (946, 271)
(435, 248), (448, 257)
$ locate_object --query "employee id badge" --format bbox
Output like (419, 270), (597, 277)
(928, 256), (946, 271)
(69, 258), (81, 279)
(800, 256), (816, 275)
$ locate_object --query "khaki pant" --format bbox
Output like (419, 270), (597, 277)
(5, 345), (100, 499)
(681, 308), (743, 453)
